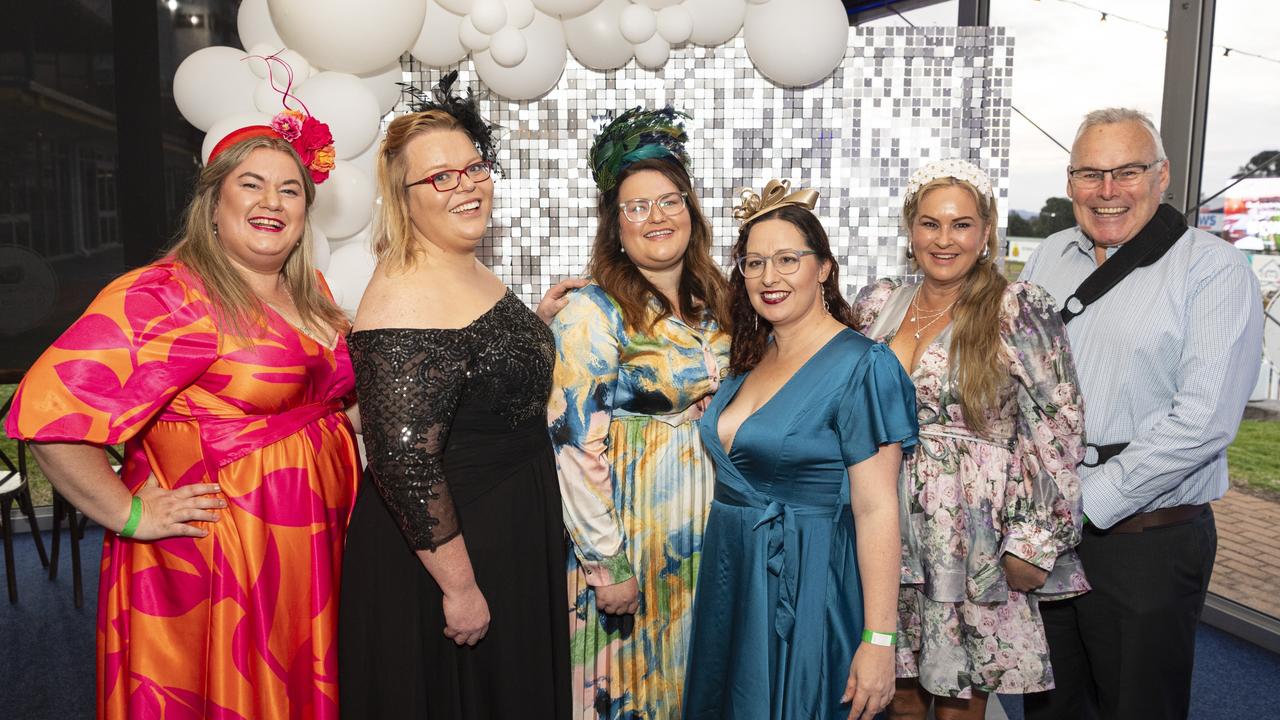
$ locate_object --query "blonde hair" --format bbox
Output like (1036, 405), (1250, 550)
(373, 110), (470, 271)
(903, 176), (1007, 435)
(170, 135), (348, 339)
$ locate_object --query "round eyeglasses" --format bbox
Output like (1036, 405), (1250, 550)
(405, 161), (493, 192)
(735, 249), (817, 278)
(619, 192), (688, 224)
(1067, 161), (1163, 190)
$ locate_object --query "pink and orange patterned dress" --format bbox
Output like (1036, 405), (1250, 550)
(4, 261), (360, 719)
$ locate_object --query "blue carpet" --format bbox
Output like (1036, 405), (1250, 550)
(3, 528), (1279, 719)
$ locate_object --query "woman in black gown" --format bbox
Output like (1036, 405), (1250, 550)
(338, 78), (570, 718)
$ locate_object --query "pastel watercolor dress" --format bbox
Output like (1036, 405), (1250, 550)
(548, 283), (729, 720)
(851, 279), (1089, 698)
(4, 261), (360, 719)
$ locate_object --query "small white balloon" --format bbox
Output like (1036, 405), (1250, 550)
(506, 0), (536, 28)
(634, 0), (683, 7)
(295, 72), (382, 160)
(656, 5), (693, 45)
(314, 161), (378, 239)
(200, 112), (273, 164)
(563, 0), (633, 70)
(744, 0), (847, 87)
(323, 240), (379, 314)
(247, 43), (276, 78)
(309, 224), (331, 273)
(412, 1), (470, 67)
(246, 48), (311, 90)
(437, 0), (474, 13)
(685, 0), (746, 45)
(472, 10), (566, 100)
(490, 25), (529, 67)
(619, 4), (657, 45)
(238, 0), (286, 52)
(531, 0), (602, 17)
(633, 33), (670, 68)
(268, 0), (427, 75)
(470, 0), (508, 34)
(359, 62), (405, 116)
(174, 46), (260, 132)
(460, 16), (493, 51)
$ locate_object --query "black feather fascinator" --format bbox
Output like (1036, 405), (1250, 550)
(400, 71), (502, 173)
(589, 107), (691, 194)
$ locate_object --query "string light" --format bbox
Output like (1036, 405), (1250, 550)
(1057, 0), (1280, 66)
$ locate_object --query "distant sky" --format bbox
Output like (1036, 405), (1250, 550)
(864, 0), (1280, 212)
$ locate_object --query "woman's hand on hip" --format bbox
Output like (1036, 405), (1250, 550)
(131, 475), (226, 541)
(843, 642), (895, 720)
(442, 583), (490, 646)
(1001, 553), (1049, 593)
(594, 577), (640, 615)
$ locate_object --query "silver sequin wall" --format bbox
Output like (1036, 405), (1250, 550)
(400, 27), (1013, 305)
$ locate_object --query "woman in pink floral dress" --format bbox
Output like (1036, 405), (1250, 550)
(851, 159), (1088, 720)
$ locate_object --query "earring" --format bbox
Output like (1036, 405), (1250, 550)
(212, 223), (219, 238)
(620, 245), (626, 255)
(905, 244), (914, 260)
(979, 245), (991, 262)
(753, 314), (758, 332)
(822, 291), (830, 315)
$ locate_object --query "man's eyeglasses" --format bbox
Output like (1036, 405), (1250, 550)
(734, 250), (817, 278)
(405, 161), (494, 192)
(1067, 161), (1164, 189)
(619, 192), (688, 224)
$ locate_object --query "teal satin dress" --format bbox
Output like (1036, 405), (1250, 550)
(684, 329), (918, 719)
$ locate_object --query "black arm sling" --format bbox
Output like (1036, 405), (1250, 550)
(1059, 203), (1187, 466)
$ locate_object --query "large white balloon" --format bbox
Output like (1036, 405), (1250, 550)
(532, 0), (602, 17)
(174, 47), (261, 132)
(490, 25), (529, 68)
(254, 78), (297, 114)
(268, 0), (427, 75)
(412, 1), (470, 67)
(506, 0), (536, 28)
(323, 241), (379, 314)
(200, 112), (273, 164)
(563, 0), (633, 70)
(470, 0), (508, 34)
(744, 0), (847, 86)
(314, 161), (378, 239)
(348, 133), (383, 181)
(360, 63), (405, 116)
(685, 0), (746, 46)
(619, 4), (657, 45)
(309, 224), (331, 273)
(237, 0), (285, 52)
(633, 34), (670, 68)
(472, 11), (567, 100)
(295, 72), (382, 160)
(656, 5), (693, 45)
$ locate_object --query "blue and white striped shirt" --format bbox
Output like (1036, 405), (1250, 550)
(1020, 225), (1263, 529)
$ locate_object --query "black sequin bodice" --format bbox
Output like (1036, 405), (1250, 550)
(349, 291), (554, 550)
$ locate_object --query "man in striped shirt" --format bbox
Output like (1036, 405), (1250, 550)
(1020, 108), (1263, 720)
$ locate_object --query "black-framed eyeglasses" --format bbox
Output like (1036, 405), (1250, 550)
(735, 249), (817, 278)
(405, 161), (494, 192)
(619, 192), (688, 224)
(1067, 161), (1164, 189)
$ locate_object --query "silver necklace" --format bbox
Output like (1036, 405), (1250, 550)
(910, 290), (956, 340)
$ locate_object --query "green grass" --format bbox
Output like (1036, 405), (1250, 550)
(1003, 260), (1025, 282)
(1227, 420), (1280, 497)
(1, 383), (52, 506)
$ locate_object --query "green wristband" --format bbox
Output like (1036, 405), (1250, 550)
(119, 496), (142, 538)
(862, 629), (896, 646)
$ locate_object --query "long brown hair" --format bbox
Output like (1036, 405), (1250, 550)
(170, 135), (348, 339)
(373, 110), (470, 272)
(588, 158), (730, 334)
(904, 177), (1007, 434)
(727, 205), (851, 374)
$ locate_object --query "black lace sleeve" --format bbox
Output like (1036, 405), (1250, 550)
(348, 328), (469, 550)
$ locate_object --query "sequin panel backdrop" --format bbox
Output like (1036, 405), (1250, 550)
(400, 27), (1013, 305)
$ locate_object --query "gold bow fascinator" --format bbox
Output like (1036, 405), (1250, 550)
(732, 179), (820, 226)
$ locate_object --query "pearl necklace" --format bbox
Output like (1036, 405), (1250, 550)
(909, 289), (957, 340)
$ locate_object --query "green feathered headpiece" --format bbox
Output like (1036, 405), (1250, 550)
(589, 107), (691, 195)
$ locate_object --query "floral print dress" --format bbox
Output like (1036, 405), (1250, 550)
(852, 279), (1089, 698)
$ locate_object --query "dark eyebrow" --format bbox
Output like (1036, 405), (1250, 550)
(918, 213), (976, 223)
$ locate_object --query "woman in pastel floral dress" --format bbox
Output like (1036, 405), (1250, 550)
(851, 159), (1089, 720)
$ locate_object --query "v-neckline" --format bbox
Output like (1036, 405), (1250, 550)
(261, 299), (340, 351)
(716, 328), (850, 456)
(881, 283), (950, 377)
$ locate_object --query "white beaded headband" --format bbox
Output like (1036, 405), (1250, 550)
(904, 159), (994, 204)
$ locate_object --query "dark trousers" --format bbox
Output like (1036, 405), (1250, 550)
(1024, 507), (1216, 720)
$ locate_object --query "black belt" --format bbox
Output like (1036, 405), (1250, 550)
(1081, 442), (1128, 468)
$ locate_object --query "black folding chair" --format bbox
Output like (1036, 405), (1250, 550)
(0, 391), (50, 603)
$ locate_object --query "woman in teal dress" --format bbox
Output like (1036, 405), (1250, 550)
(549, 108), (731, 719)
(684, 182), (918, 720)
